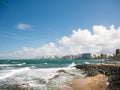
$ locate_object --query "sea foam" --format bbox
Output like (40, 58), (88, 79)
(0, 67), (30, 80)
(0, 62), (85, 90)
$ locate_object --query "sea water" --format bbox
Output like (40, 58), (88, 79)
(0, 59), (119, 90)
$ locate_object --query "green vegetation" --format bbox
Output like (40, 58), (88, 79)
(94, 49), (120, 60)
(93, 53), (107, 59)
(110, 49), (120, 60)
(115, 49), (120, 56)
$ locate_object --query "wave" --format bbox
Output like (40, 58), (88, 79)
(0, 62), (80, 80)
(45, 63), (85, 90)
(31, 65), (76, 81)
(16, 62), (26, 66)
(0, 64), (13, 67)
(0, 67), (30, 80)
(0, 62), (86, 90)
(44, 63), (48, 65)
(68, 62), (76, 68)
(0, 62), (26, 67)
(84, 62), (90, 64)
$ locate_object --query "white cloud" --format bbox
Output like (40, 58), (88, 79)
(59, 25), (120, 54)
(16, 23), (31, 30)
(1, 25), (120, 59)
(0, 43), (64, 59)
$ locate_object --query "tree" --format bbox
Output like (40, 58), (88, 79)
(100, 53), (107, 59)
(115, 49), (120, 56)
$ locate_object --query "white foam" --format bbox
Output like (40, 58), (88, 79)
(44, 63), (48, 65)
(0, 63), (85, 89)
(0, 67), (30, 80)
(35, 64), (78, 81)
(84, 62), (90, 64)
(16, 63), (26, 66)
(23, 64), (76, 82)
(68, 62), (76, 68)
(28, 68), (67, 80)
(16, 64), (22, 66)
(0, 64), (13, 66)
(22, 63), (26, 65)
(0, 63), (79, 81)
(26, 68), (83, 88)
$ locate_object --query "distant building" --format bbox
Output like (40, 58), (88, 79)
(78, 53), (92, 59)
(72, 55), (79, 59)
(63, 55), (72, 59)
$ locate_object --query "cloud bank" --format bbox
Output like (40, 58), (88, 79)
(16, 23), (31, 30)
(1, 25), (120, 59)
(59, 25), (120, 54)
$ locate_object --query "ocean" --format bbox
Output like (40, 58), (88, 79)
(0, 59), (119, 90)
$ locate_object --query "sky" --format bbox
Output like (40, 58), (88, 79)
(0, 0), (120, 59)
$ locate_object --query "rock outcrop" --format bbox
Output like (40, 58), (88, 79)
(75, 64), (120, 90)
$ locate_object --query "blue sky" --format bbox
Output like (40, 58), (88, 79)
(0, 0), (120, 58)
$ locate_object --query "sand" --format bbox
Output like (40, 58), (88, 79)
(64, 74), (109, 90)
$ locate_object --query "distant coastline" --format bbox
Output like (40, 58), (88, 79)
(1, 49), (120, 61)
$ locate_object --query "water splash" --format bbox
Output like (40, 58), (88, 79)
(0, 67), (30, 80)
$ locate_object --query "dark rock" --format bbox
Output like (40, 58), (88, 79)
(38, 79), (47, 84)
(6, 83), (29, 90)
(57, 70), (67, 73)
(0, 82), (29, 90)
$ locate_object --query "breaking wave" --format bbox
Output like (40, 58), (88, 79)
(0, 62), (85, 90)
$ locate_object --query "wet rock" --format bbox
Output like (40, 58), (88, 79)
(57, 70), (75, 76)
(7, 84), (29, 90)
(38, 79), (47, 84)
(57, 70), (67, 73)
(0, 80), (29, 90)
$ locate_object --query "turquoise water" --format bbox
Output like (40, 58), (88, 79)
(0, 59), (119, 90)
(0, 59), (118, 68)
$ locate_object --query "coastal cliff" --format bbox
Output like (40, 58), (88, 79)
(75, 64), (120, 90)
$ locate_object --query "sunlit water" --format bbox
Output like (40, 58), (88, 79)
(0, 59), (119, 90)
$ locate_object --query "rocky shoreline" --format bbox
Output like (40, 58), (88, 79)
(75, 64), (120, 90)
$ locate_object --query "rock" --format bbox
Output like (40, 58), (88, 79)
(38, 79), (47, 84)
(57, 70), (67, 73)
(75, 64), (120, 90)
(0, 81), (29, 90)
(7, 83), (29, 90)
